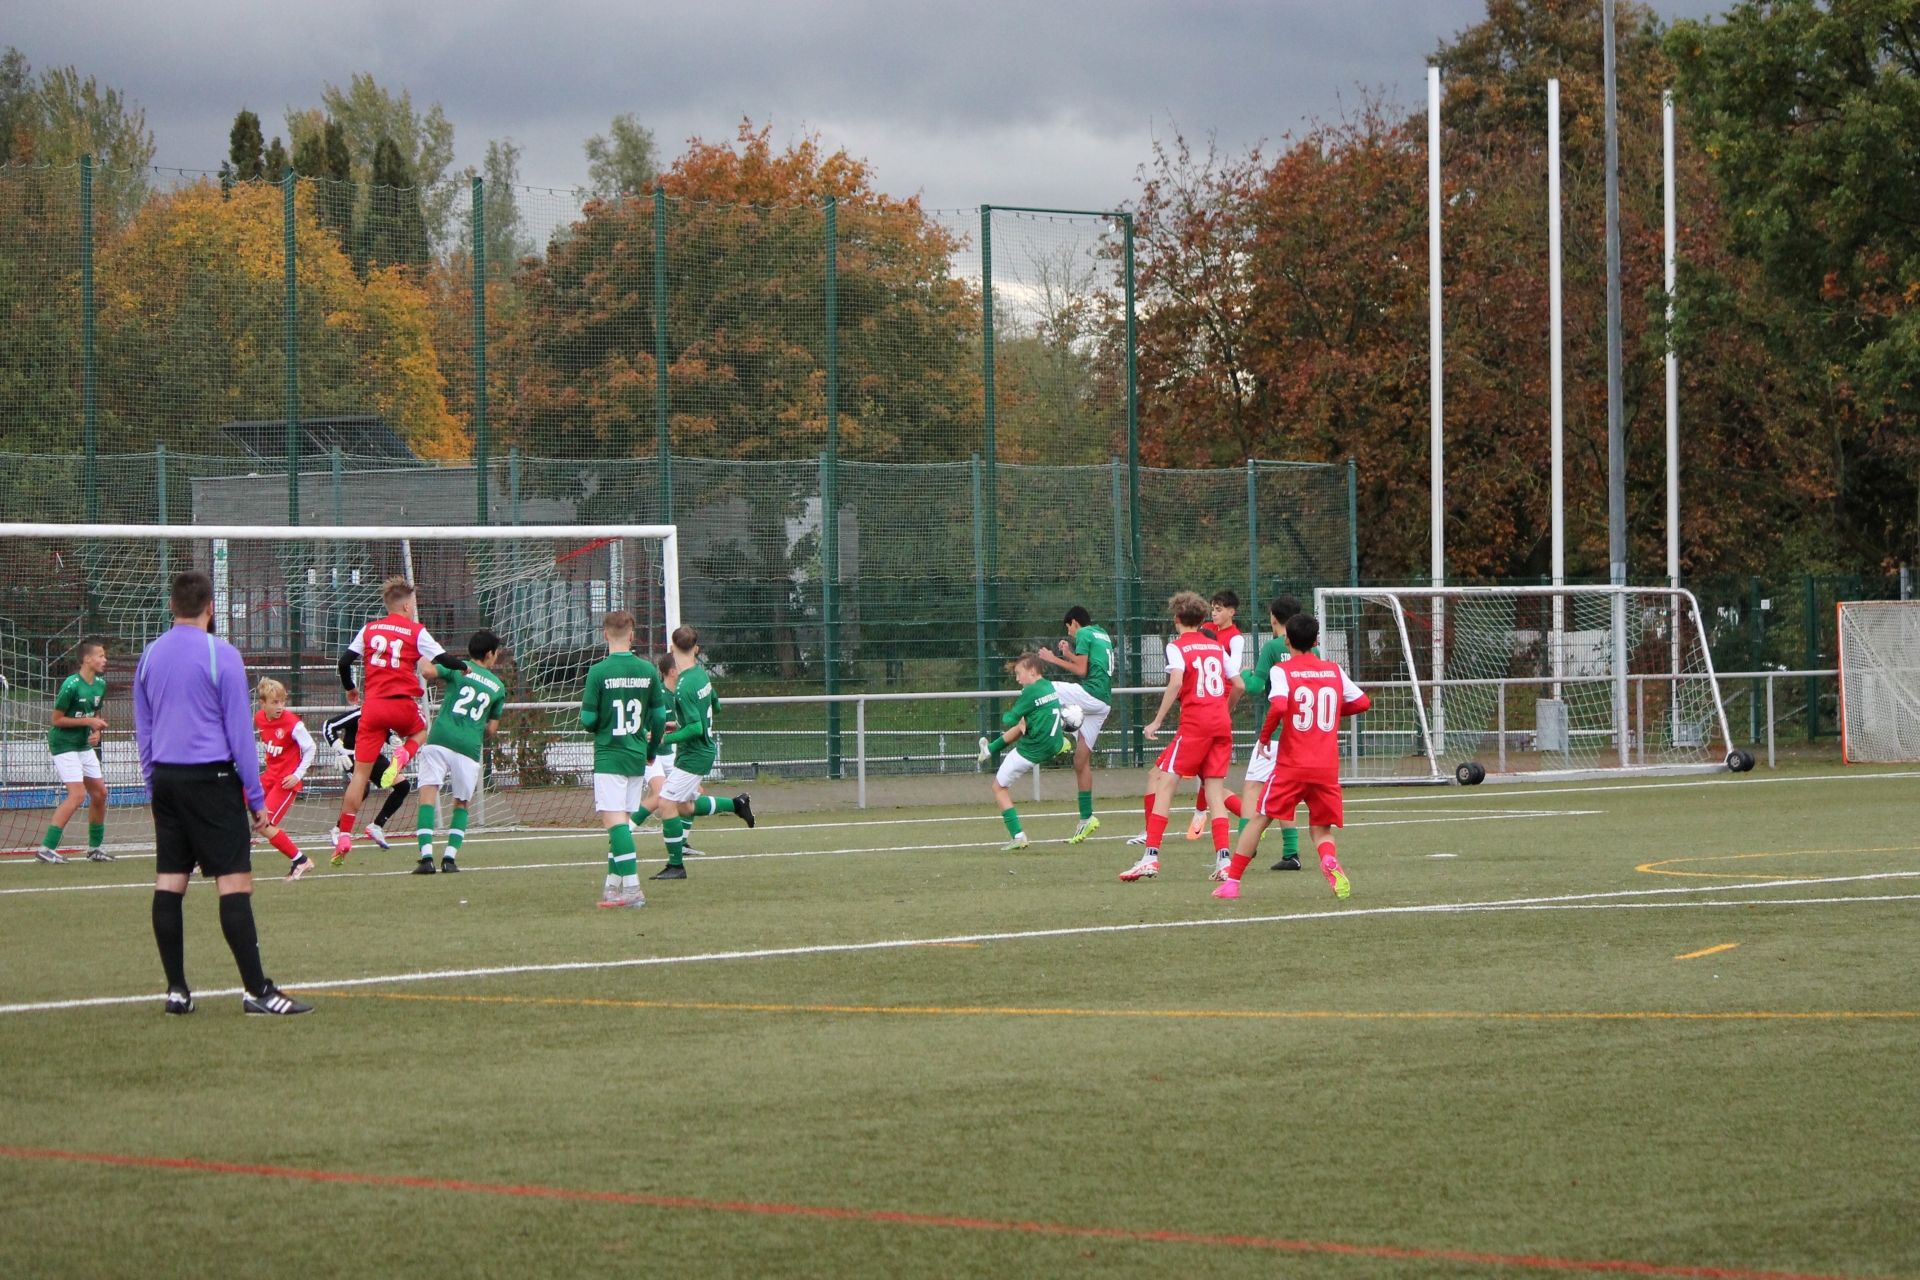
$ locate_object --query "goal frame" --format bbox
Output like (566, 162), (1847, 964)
(1314, 583), (1740, 785)
(1836, 599), (1920, 764)
(0, 522), (682, 650)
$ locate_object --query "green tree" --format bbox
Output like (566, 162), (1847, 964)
(0, 48), (37, 165)
(308, 73), (457, 246)
(220, 109), (264, 194)
(580, 113), (658, 200)
(364, 135), (429, 271)
(18, 61), (153, 218)
(292, 114), (353, 240)
(473, 138), (531, 278)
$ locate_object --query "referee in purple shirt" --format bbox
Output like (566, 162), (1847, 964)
(134, 570), (310, 1016)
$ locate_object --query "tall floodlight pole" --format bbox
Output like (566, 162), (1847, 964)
(1603, 0), (1629, 766)
(1428, 66), (1446, 750)
(1549, 78), (1566, 700)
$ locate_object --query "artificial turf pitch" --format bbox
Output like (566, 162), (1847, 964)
(1, 765), (1916, 1279)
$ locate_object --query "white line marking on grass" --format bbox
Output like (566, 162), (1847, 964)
(8, 871), (1918, 1017)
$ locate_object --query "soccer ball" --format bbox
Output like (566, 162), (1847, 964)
(1059, 702), (1085, 731)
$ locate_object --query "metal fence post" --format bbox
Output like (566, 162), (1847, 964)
(823, 197), (841, 780)
(654, 185), (672, 523)
(283, 165), (303, 701)
(80, 156), (99, 524)
(156, 443), (169, 621)
(1766, 673), (1776, 768)
(1123, 211), (1143, 765)
(472, 176), (489, 525)
(1111, 457), (1129, 751)
(1245, 459), (1259, 630)
(1803, 574), (1818, 741)
(856, 696), (866, 809)
(1347, 456), (1359, 587)
(972, 454), (987, 741)
(980, 206), (1000, 731)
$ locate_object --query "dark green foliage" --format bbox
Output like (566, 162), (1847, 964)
(222, 109), (264, 188)
(0, 47), (35, 165)
(363, 134), (429, 271)
(293, 116), (352, 241)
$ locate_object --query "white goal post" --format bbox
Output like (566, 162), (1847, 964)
(1837, 600), (1920, 763)
(1313, 584), (1750, 784)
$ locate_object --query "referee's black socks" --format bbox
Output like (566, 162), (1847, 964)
(152, 889), (188, 992)
(217, 892), (269, 997)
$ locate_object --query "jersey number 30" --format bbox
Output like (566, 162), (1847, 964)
(1291, 684), (1339, 732)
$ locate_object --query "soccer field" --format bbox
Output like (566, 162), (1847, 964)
(2, 766), (1916, 1279)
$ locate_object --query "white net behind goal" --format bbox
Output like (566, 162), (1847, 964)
(0, 526), (673, 853)
(1838, 601), (1920, 763)
(1316, 586), (1736, 781)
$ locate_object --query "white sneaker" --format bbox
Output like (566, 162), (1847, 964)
(34, 847), (68, 864)
(976, 736), (993, 764)
(1119, 855), (1159, 881)
(1210, 851), (1233, 882)
(363, 823), (391, 850)
(1001, 833), (1030, 851)
(1125, 831), (1149, 846)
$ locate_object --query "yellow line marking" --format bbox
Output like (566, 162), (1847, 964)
(1674, 943), (1740, 960)
(1636, 844), (1920, 878)
(293, 991), (1919, 1021)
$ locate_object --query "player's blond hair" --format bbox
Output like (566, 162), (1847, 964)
(1168, 591), (1209, 628)
(255, 677), (287, 705)
(1008, 651), (1043, 676)
(381, 575), (415, 607)
(602, 610), (635, 637)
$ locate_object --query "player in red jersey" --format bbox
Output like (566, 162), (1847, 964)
(1213, 612), (1369, 901)
(1120, 591), (1243, 881)
(330, 576), (457, 864)
(253, 678), (317, 879)
(1187, 590), (1247, 840)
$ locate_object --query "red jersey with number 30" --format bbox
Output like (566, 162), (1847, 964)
(1165, 631), (1234, 737)
(349, 614), (444, 702)
(1259, 653), (1370, 777)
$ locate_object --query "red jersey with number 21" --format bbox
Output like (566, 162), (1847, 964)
(1165, 631), (1233, 737)
(349, 614), (445, 701)
(1260, 653), (1370, 777)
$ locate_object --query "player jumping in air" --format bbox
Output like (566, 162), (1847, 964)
(37, 638), (111, 863)
(977, 652), (1069, 850)
(581, 611), (666, 907)
(413, 630), (506, 875)
(1036, 606), (1113, 844)
(1187, 590), (1246, 840)
(252, 678), (316, 880)
(1214, 611), (1369, 901)
(321, 694), (416, 854)
(1121, 591), (1243, 881)
(331, 576), (460, 865)
(645, 625), (754, 880)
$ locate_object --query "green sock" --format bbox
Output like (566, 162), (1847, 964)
(1077, 790), (1093, 821)
(417, 803), (436, 856)
(41, 824), (62, 851)
(663, 816), (684, 866)
(87, 821), (104, 850)
(1001, 807), (1022, 838)
(630, 808), (651, 830)
(692, 795), (735, 817)
(609, 822), (638, 879)
(1282, 826), (1299, 858)
(1236, 817), (1248, 835)
(447, 807), (467, 854)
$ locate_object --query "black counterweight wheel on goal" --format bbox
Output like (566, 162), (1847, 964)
(1727, 749), (1756, 773)
(1455, 761), (1487, 786)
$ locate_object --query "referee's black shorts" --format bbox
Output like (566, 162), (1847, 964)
(151, 763), (252, 878)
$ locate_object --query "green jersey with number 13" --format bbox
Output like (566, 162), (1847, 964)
(427, 664), (507, 762)
(580, 652), (666, 776)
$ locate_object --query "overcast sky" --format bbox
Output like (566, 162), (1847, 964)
(10, 0), (1726, 210)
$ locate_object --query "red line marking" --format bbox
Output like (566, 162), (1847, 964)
(0, 1144), (1877, 1279)
(555, 536), (615, 565)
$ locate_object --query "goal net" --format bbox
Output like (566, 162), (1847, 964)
(0, 524), (677, 855)
(1838, 600), (1920, 763)
(1313, 585), (1745, 783)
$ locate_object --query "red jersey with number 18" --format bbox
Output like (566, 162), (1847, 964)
(348, 614), (445, 702)
(1259, 653), (1370, 777)
(1165, 631), (1234, 737)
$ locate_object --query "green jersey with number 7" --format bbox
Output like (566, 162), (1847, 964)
(580, 652), (666, 776)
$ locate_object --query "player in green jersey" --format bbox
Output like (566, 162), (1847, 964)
(39, 639), (111, 863)
(580, 612), (668, 907)
(1037, 606), (1114, 843)
(645, 625), (755, 880)
(1245, 596), (1306, 870)
(412, 630), (506, 875)
(976, 652), (1070, 850)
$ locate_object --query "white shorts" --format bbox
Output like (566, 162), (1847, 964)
(644, 750), (674, 784)
(994, 751), (1040, 788)
(52, 749), (101, 785)
(593, 772), (647, 815)
(659, 765), (707, 804)
(1053, 683), (1111, 748)
(1244, 740), (1278, 785)
(416, 744), (481, 803)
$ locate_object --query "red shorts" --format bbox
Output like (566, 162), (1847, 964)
(1261, 771), (1344, 827)
(1155, 731), (1233, 780)
(356, 697), (426, 764)
(263, 781), (299, 826)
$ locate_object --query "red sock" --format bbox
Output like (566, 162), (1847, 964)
(268, 829), (300, 860)
(1194, 793), (1206, 813)
(1211, 817), (1230, 851)
(1228, 852), (1253, 880)
(1319, 840), (1339, 868)
(1223, 793), (1243, 818)
(1144, 810), (1169, 850)
(1143, 793), (1154, 821)
(337, 812), (355, 834)
(394, 741), (418, 770)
